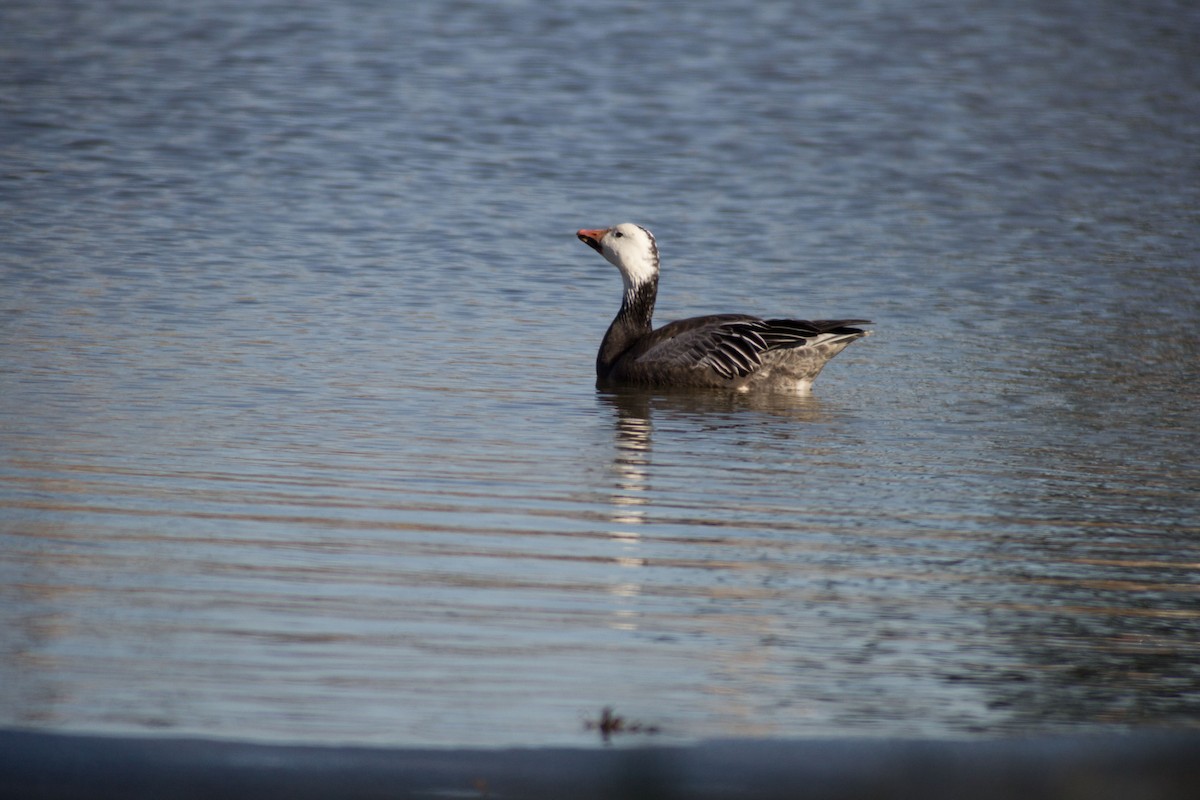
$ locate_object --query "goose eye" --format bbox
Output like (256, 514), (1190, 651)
(613, 230), (624, 238)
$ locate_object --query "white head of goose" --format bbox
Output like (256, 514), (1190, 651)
(576, 222), (870, 392)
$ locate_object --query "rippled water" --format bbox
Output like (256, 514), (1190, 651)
(2, 0), (1198, 747)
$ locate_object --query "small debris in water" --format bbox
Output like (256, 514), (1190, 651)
(584, 706), (662, 743)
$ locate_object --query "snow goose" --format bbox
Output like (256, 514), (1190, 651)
(577, 223), (870, 392)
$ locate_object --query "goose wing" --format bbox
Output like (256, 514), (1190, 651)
(625, 315), (772, 380)
(758, 319), (872, 349)
(627, 317), (873, 380)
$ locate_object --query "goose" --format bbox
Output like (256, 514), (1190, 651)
(577, 223), (870, 392)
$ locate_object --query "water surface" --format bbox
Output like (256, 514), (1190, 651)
(1, 0), (1198, 747)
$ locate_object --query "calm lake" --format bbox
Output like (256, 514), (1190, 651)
(2, 0), (1198, 748)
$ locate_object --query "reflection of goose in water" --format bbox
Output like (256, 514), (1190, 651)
(597, 389), (840, 635)
(601, 389), (834, 444)
(607, 395), (651, 528)
(577, 223), (871, 392)
(601, 389), (830, 526)
(599, 387), (653, 631)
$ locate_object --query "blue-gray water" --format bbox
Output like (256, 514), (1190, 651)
(2, 0), (1198, 748)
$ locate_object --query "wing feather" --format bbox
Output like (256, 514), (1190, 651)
(617, 316), (871, 383)
(629, 316), (771, 379)
(759, 319), (871, 348)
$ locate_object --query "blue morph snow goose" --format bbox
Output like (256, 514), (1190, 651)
(577, 223), (870, 392)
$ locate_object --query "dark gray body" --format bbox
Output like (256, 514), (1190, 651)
(597, 279), (869, 391)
